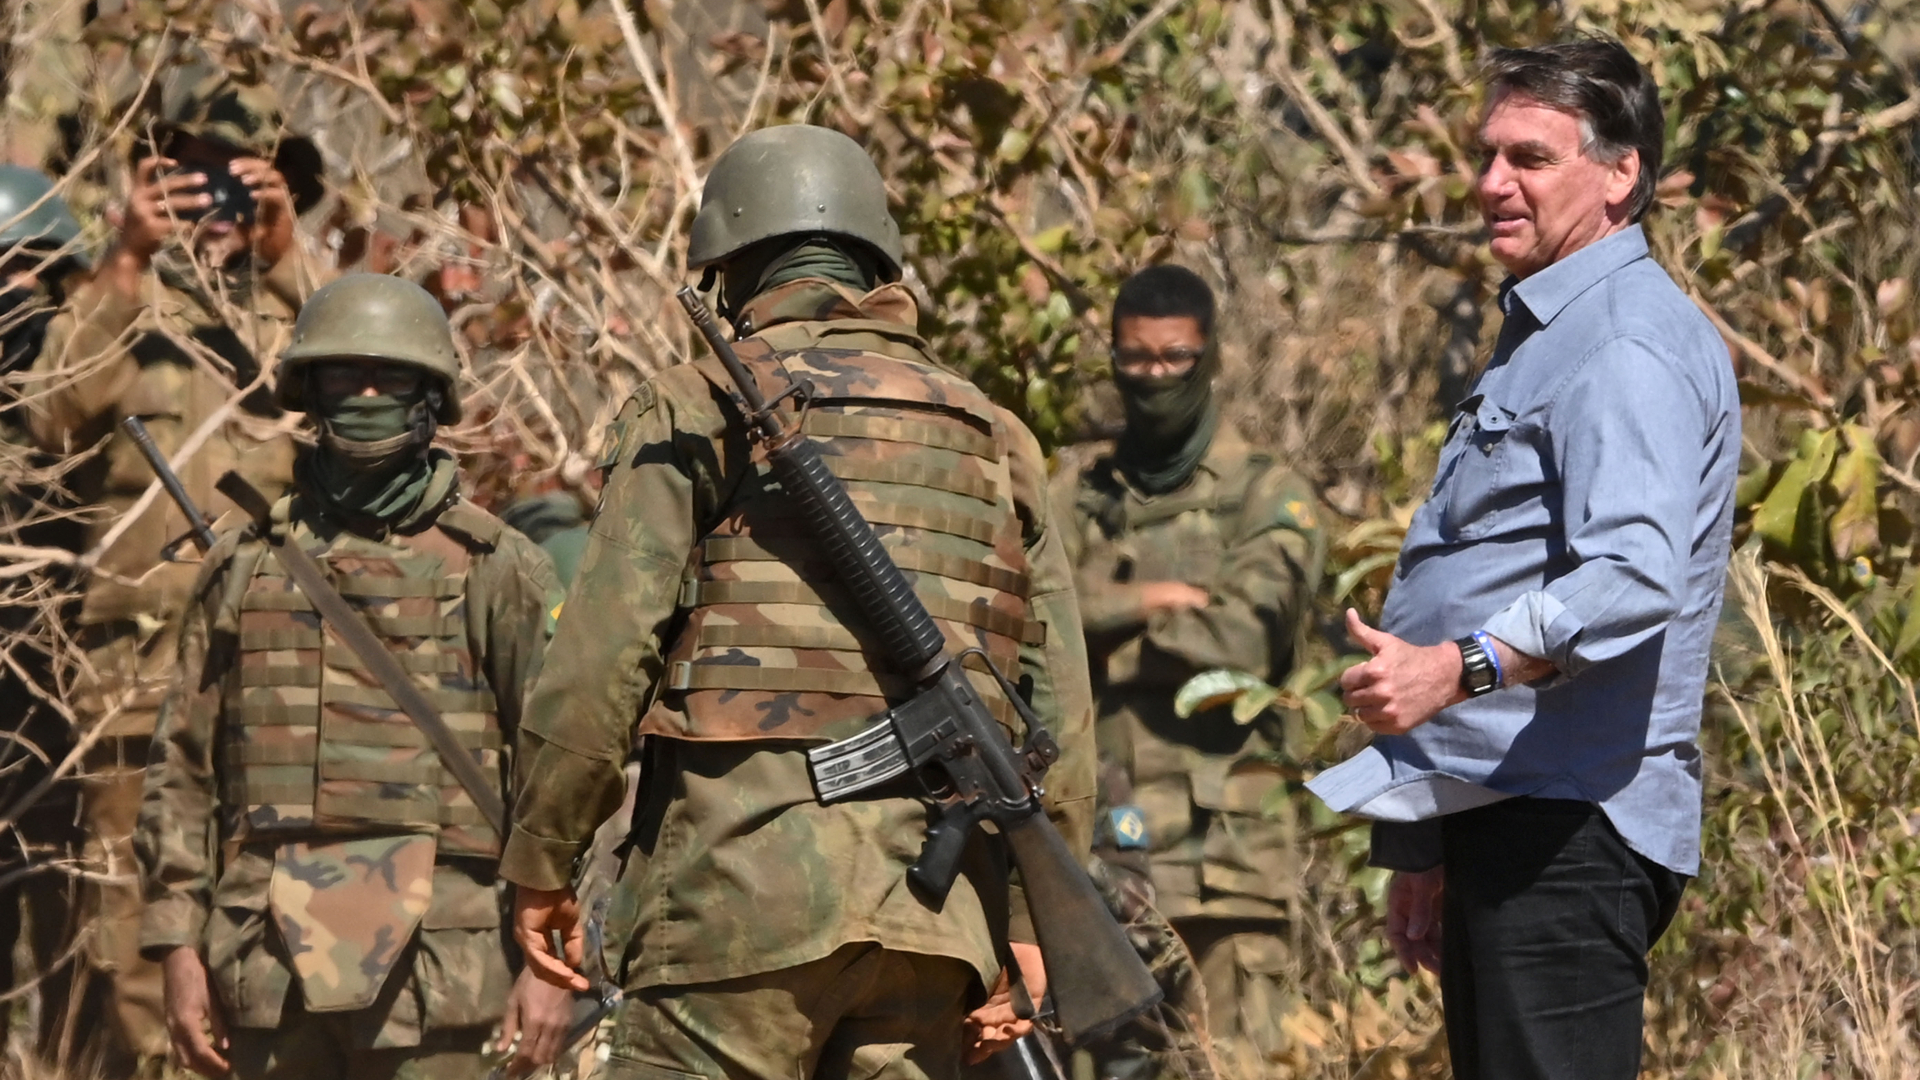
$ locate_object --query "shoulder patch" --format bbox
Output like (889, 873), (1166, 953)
(1281, 498), (1316, 531)
(597, 383), (658, 471)
(434, 500), (505, 549)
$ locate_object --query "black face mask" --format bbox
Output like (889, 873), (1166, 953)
(0, 283), (52, 378)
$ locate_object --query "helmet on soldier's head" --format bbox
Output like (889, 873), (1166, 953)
(0, 166), (86, 264)
(688, 124), (902, 277)
(277, 273), (463, 422)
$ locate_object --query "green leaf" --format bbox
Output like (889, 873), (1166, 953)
(1331, 552), (1400, 603)
(1753, 427), (1837, 555)
(1231, 684), (1281, 724)
(1828, 424), (1883, 561)
(1893, 580), (1920, 661)
(1173, 669), (1272, 718)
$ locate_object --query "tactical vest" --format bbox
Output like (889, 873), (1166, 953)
(220, 500), (507, 858)
(640, 333), (1042, 744)
(1078, 449), (1276, 587)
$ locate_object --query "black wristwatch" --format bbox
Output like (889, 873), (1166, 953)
(1455, 634), (1500, 696)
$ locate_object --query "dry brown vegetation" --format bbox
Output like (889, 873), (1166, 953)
(7, 0), (1920, 1076)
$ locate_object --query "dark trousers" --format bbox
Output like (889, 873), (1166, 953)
(1440, 798), (1686, 1080)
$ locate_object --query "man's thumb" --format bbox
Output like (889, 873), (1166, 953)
(1346, 608), (1386, 654)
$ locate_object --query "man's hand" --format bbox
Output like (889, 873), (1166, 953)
(964, 941), (1048, 1064)
(229, 157), (296, 267)
(1138, 581), (1209, 613)
(161, 945), (230, 1078)
(118, 156), (206, 261)
(512, 885), (591, 992)
(497, 966), (577, 1075)
(1338, 609), (1468, 735)
(1386, 867), (1445, 976)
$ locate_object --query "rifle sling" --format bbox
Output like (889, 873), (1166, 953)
(215, 472), (508, 838)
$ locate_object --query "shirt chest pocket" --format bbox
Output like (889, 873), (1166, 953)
(1434, 397), (1552, 542)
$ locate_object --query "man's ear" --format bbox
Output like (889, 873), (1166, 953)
(1607, 149), (1642, 218)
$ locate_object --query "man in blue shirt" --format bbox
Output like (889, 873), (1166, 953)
(1307, 38), (1739, 1080)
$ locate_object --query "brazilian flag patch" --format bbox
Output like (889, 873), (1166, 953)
(1108, 805), (1150, 850)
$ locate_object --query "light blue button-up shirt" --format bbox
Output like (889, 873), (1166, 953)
(1307, 225), (1740, 875)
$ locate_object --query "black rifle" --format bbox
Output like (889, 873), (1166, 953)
(121, 417), (217, 555)
(674, 287), (1160, 1044)
(993, 1028), (1069, 1080)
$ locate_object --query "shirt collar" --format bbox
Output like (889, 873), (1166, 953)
(735, 278), (918, 335)
(1502, 223), (1649, 327)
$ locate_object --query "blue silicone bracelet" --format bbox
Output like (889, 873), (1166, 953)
(1471, 630), (1505, 689)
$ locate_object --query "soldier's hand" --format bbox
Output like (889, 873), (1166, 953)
(161, 945), (230, 1077)
(512, 885), (591, 992)
(229, 157), (296, 267)
(118, 156), (207, 261)
(1339, 609), (1467, 735)
(963, 941), (1048, 1063)
(1386, 867), (1445, 977)
(498, 967), (576, 1075)
(1137, 581), (1210, 613)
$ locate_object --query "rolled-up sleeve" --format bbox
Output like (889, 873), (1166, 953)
(1479, 335), (1705, 679)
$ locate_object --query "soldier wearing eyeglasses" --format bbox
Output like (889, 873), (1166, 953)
(1050, 265), (1325, 1080)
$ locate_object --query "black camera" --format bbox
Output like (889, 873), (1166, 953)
(167, 166), (256, 225)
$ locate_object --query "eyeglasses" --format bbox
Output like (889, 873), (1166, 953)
(1110, 346), (1204, 376)
(310, 361), (426, 398)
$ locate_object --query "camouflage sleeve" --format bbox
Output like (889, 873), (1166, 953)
(134, 540), (239, 957)
(1008, 416), (1097, 942)
(25, 273), (144, 452)
(1142, 464), (1324, 682)
(500, 376), (707, 892)
(473, 528), (562, 738)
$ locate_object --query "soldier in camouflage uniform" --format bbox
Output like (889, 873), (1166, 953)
(24, 73), (327, 1066)
(501, 124), (1098, 1080)
(1052, 266), (1325, 1080)
(134, 273), (572, 1080)
(0, 165), (95, 1065)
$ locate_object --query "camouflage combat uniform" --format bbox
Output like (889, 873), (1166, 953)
(135, 478), (560, 1079)
(1054, 427), (1324, 1080)
(501, 278), (1097, 1080)
(25, 244), (318, 1060)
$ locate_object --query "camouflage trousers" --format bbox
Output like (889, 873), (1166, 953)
(226, 1005), (492, 1080)
(1089, 919), (1294, 1080)
(602, 942), (975, 1080)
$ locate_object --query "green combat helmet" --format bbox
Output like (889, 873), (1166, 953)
(688, 124), (902, 275)
(277, 273), (463, 422)
(0, 165), (86, 262)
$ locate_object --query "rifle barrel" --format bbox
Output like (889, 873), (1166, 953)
(120, 416), (217, 552)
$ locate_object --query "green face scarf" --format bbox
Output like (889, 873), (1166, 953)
(719, 237), (882, 322)
(307, 389), (448, 531)
(1114, 363), (1218, 496)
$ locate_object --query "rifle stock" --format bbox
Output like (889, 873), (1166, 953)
(673, 287), (1160, 1045)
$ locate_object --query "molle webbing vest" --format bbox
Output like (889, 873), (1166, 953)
(1079, 449), (1275, 586)
(223, 502), (506, 857)
(641, 336), (1041, 744)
